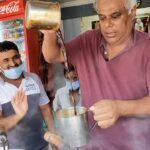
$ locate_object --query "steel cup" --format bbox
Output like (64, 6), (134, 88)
(25, 1), (61, 30)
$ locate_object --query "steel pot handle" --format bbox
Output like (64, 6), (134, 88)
(86, 109), (98, 132)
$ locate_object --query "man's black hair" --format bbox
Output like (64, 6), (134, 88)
(0, 41), (19, 53)
(64, 64), (75, 76)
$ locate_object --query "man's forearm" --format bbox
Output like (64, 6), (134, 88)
(44, 114), (54, 132)
(40, 104), (54, 132)
(42, 32), (62, 63)
(118, 96), (150, 117)
(0, 114), (22, 130)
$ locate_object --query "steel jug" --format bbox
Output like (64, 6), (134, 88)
(57, 107), (90, 148)
(25, 1), (61, 30)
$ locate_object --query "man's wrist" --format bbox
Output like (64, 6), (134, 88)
(15, 114), (24, 121)
(116, 100), (136, 117)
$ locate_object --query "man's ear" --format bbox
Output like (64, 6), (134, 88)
(130, 6), (136, 20)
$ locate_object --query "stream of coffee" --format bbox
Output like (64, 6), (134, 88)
(57, 29), (77, 116)
(70, 92), (77, 116)
(56, 29), (69, 71)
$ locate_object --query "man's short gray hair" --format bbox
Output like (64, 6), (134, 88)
(94, 0), (137, 13)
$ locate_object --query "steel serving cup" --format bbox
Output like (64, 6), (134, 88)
(25, 1), (61, 30)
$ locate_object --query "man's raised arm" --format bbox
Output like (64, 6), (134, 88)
(41, 30), (64, 63)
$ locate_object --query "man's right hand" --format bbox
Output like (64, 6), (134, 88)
(11, 90), (28, 120)
(40, 30), (56, 35)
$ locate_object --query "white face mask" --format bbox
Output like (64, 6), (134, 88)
(1, 64), (23, 79)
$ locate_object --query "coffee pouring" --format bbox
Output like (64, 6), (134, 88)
(25, 1), (70, 72)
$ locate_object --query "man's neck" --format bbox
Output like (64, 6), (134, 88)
(0, 73), (24, 88)
(69, 89), (79, 94)
(106, 34), (133, 60)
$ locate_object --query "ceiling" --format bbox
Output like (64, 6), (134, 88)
(50, 0), (94, 7)
(55, 0), (81, 3)
(49, 0), (81, 3)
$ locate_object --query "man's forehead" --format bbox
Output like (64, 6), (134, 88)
(69, 71), (76, 75)
(98, 0), (124, 6)
(97, 0), (125, 14)
(0, 50), (19, 58)
(67, 71), (76, 77)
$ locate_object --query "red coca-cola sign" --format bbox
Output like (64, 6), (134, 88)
(0, 0), (24, 18)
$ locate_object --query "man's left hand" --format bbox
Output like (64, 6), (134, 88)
(90, 100), (121, 129)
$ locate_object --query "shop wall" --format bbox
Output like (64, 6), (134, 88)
(61, 0), (150, 20)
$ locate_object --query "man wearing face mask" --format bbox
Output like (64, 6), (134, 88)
(0, 41), (55, 150)
(53, 65), (81, 111)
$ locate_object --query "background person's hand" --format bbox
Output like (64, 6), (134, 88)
(90, 100), (121, 128)
(11, 90), (28, 120)
(44, 131), (63, 149)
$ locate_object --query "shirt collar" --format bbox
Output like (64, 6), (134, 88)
(99, 34), (106, 50)
(100, 29), (137, 48)
(23, 71), (31, 80)
(99, 29), (138, 60)
(0, 76), (4, 85)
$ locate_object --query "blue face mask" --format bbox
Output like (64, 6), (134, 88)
(66, 80), (72, 90)
(2, 64), (23, 79)
(72, 80), (80, 90)
(66, 80), (80, 91)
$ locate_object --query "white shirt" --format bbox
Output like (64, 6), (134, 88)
(0, 71), (49, 110)
(53, 86), (81, 111)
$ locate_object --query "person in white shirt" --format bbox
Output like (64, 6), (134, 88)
(135, 18), (144, 32)
(53, 65), (81, 112)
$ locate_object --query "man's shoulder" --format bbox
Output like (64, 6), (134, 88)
(135, 31), (150, 42)
(24, 71), (38, 77)
(24, 71), (40, 81)
(82, 29), (102, 38)
(56, 86), (68, 94)
(0, 77), (4, 86)
(134, 31), (150, 58)
(56, 86), (69, 95)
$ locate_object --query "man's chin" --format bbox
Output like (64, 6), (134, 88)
(105, 38), (118, 45)
(69, 88), (80, 92)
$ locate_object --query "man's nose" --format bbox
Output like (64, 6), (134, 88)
(9, 60), (17, 67)
(104, 18), (113, 28)
(70, 80), (74, 83)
